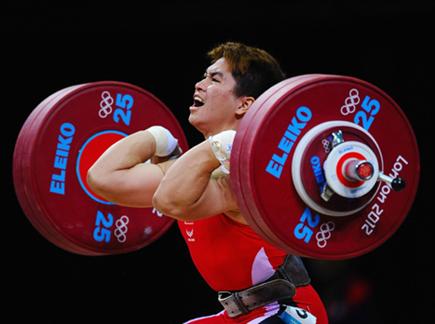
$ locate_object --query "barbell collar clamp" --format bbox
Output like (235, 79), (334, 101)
(378, 172), (406, 191)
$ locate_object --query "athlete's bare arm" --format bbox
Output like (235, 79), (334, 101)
(86, 130), (174, 208)
(87, 130), (243, 223)
(153, 140), (243, 222)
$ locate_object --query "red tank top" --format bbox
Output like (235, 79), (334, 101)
(178, 214), (287, 292)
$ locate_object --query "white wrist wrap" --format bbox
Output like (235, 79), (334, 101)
(208, 130), (236, 174)
(146, 126), (179, 157)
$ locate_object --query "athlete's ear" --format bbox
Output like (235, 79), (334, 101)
(235, 96), (255, 119)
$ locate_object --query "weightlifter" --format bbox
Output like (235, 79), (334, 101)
(87, 42), (328, 323)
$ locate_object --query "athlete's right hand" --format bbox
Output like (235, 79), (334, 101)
(208, 130), (236, 174)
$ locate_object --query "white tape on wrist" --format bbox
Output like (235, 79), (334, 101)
(208, 130), (236, 174)
(146, 126), (179, 157)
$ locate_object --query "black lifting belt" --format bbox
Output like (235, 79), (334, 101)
(217, 255), (311, 318)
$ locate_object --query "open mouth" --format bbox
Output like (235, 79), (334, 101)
(192, 96), (205, 107)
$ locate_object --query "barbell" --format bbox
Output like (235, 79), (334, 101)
(13, 75), (420, 259)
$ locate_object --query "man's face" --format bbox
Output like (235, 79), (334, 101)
(188, 57), (243, 137)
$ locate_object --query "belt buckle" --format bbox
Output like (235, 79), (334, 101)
(218, 291), (232, 303)
(218, 291), (247, 318)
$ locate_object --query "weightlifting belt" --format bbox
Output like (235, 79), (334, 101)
(218, 255), (311, 318)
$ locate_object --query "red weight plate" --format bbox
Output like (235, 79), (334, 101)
(232, 75), (419, 260)
(14, 82), (188, 255)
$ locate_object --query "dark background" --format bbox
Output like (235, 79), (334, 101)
(3, 1), (434, 323)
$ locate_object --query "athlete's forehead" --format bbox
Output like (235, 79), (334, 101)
(206, 58), (232, 76)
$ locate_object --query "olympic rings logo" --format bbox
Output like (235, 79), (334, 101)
(316, 221), (335, 248)
(99, 91), (114, 118)
(340, 88), (360, 116)
(321, 138), (331, 153)
(114, 215), (129, 243)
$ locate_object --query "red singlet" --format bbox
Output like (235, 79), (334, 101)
(178, 214), (328, 323)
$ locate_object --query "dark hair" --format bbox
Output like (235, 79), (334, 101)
(207, 42), (286, 98)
